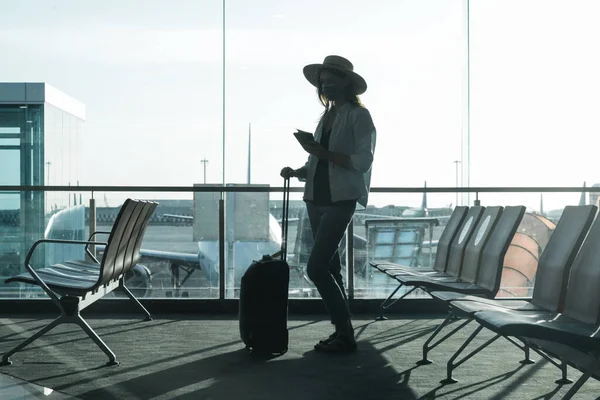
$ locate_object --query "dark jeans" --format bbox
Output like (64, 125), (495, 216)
(305, 200), (356, 325)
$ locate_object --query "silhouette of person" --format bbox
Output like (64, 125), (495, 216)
(281, 55), (377, 353)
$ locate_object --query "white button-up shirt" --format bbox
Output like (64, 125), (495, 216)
(298, 103), (377, 210)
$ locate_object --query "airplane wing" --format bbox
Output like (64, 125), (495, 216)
(163, 214), (193, 220)
(94, 244), (201, 268)
(138, 248), (200, 268)
(163, 213), (298, 224)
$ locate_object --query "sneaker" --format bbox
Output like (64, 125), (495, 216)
(314, 332), (338, 350)
(315, 334), (357, 354)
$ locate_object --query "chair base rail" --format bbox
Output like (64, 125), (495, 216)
(1, 283), (151, 366)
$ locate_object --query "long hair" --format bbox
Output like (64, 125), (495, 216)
(317, 68), (364, 122)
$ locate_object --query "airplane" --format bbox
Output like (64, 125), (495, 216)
(16, 126), (445, 298)
(110, 131), (442, 296)
(142, 182), (443, 297)
(123, 180), (591, 298)
(5, 198), (156, 299)
(31, 183), (553, 302)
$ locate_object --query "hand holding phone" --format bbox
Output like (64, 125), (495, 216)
(293, 129), (316, 146)
(294, 129), (326, 158)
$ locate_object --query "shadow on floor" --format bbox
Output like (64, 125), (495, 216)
(74, 341), (418, 400)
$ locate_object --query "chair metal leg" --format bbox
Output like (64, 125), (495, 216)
(441, 325), (501, 384)
(504, 336), (535, 364)
(120, 283), (153, 321)
(440, 328), (537, 385)
(418, 313), (472, 365)
(556, 362), (573, 385)
(522, 344), (534, 365)
(1, 316), (63, 366)
(376, 284), (418, 321)
(2, 295), (121, 367)
(529, 346), (573, 384)
(376, 283), (404, 321)
(559, 359), (600, 400)
(74, 316), (119, 366)
(560, 368), (591, 399)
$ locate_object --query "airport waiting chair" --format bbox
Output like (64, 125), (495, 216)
(472, 207), (600, 399)
(371, 206), (469, 276)
(371, 206), (470, 319)
(396, 206), (524, 364)
(385, 206), (523, 301)
(1, 199), (157, 366)
(389, 206), (487, 282)
(429, 205), (596, 382)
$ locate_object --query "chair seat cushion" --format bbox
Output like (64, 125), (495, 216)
(528, 339), (600, 379)
(371, 261), (436, 274)
(389, 270), (448, 278)
(396, 278), (492, 295)
(431, 291), (484, 302)
(475, 310), (600, 352)
(451, 299), (545, 316)
(396, 274), (456, 283)
(5, 260), (101, 293)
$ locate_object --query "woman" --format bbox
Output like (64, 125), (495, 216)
(281, 55), (377, 353)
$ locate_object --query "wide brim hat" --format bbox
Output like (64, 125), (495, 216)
(303, 55), (367, 95)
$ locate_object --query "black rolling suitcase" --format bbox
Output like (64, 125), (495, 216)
(239, 177), (291, 356)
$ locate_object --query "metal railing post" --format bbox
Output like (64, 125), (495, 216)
(218, 198), (225, 300)
(88, 195), (96, 258)
(346, 220), (355, 300)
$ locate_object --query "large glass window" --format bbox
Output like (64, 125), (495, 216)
(462, 0), (600, 299)
(4, 1), (595, 302)
(0, 0), (224, 188)
(0, 110), (24, 292)
(0, 1), (224, 299)
(469, 0), (600, 210)
(0, 149), (20, 186)
(0, 105), (45, 297)
(224, 0), (467, 298)
(44, 103), (84, 211)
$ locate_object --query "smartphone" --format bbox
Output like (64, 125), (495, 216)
(293, 130), (316, 145)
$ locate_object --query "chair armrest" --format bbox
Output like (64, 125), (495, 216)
(87, 230), (112, 241)
(85, 231), (111, 261)
(25, 239), (108, 268)
(21, 239), (108, 310)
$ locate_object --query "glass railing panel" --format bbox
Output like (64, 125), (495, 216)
(352, 192), (454, 299)
(1, 187), (598, 301)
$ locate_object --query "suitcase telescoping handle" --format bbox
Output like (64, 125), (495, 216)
(281, 176), (290, 261)
(271, 176), (290, 261)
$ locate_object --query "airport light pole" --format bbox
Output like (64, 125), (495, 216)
(453, 160), (461, 207)
(200, 158), (208, 184)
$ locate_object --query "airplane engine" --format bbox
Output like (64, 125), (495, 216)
(125, 264), (152, 297)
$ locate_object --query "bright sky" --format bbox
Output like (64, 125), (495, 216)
(1, 0), (599, 211)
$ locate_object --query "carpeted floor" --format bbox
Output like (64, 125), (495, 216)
(0, 314), (598, 400)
